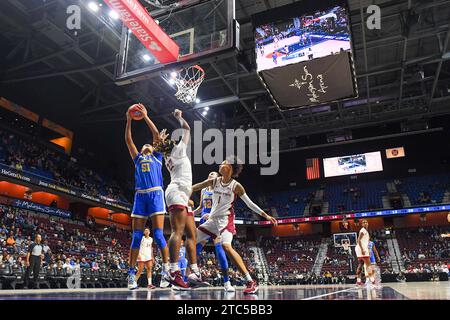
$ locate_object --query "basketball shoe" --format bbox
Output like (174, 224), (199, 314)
(167, 270), (190, 291)
(243, 280), (258, 294)
(187, 272), (211, 288)
(127, 269), (138, 290)
(224, 281), (236, 292)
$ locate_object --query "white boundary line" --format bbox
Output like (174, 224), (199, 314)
(302, 287), (356, 300)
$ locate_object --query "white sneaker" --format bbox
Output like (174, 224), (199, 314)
(127, 273), (138, 290)
(160, 273), (171, 288)
(224, 281), (235, 292)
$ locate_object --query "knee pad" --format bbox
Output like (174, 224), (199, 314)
(130, 230), (144, 249)
(153, 228), (167, 250)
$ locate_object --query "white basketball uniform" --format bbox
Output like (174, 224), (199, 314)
(197, 177), (237, 245)
(164, 140), (192, 210)
(355, 227), (370, 259)
(137, 236), (153, 262)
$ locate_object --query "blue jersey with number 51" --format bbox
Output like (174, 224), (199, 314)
(133, 152), (164, 190)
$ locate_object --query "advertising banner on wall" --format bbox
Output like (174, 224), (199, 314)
(0, 164), (131, 212)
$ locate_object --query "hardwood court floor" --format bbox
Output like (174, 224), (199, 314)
(0, 282), (448, 300)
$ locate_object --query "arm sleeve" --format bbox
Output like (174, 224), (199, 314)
(239, 193), (264, 216)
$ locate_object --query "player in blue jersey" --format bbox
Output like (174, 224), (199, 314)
(193, 171), (234, 292)
(367, 240), (381, 286)
(178, 238), (188, 282)
(125, 104), (170, 290)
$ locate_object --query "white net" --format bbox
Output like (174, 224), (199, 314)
(163, 65), (205, 104)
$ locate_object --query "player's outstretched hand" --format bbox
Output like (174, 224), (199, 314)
(173, 109), (182, 119)
(159, 129), (169, 142)
(264, 214), (278, 226)
(137, 103), (148, 117)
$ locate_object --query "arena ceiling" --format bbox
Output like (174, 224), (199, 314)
(0, 0), (450, 152)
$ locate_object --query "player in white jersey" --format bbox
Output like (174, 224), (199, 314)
(155, 109), (203, 290)
(135, 228), (155, 289)
(355, 219), (375, 285)
(192, 156), (278, 294)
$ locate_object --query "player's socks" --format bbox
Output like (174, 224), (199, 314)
(244, 273), (252, 282)
(190, 264), (200, 274)
(162, 263), (169, 274)
(148, 277), (152, 285)
(170, 263), (180, 272)
(356, 277), (361, 283)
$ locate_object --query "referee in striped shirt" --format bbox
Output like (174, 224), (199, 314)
(24, 234), (44, 289)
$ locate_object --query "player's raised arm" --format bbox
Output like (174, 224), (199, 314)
(193, 192), (204, 216)
(125, 110), (138, 159)
(234, 182), (278, 225)
(173, 109), (190, 145)
(192, 179), (213, 193)
(138, 104), (160, 146)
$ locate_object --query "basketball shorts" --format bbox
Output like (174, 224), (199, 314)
(197, 214), (236, 245)
(199, 216), (212, 242)
(137, 254), (153, 263)
(355, 245), (370, 259)
(131, 187), (166, 218)
(165, 183), (191, 211)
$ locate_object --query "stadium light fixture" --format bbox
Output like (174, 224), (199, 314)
(109, 10), (119, 20)
(88, 2), (99, 12)
(142, 54), (151, 62)
(195, 98), (201, 104)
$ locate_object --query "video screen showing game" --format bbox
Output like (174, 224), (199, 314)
(255, 5), (351, 72)
(323, 152), (383, 177)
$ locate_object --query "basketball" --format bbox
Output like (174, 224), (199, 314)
(128, 104), (144, 120)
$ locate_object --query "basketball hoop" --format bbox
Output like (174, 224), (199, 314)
(162, 65), (205, 104)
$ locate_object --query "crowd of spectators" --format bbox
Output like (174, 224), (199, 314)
(263, 237), (319, 278)
(0, 129), (128, 203)
(1, 199), (449, 289)
(269, 270), (349, 285)
(0, 204), (129, 277)
(400, 226), (450, 271)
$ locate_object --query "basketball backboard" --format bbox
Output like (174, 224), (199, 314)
(113, 0), (239, 85)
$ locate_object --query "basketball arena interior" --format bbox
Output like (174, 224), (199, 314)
(0, 0), (449, 307)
